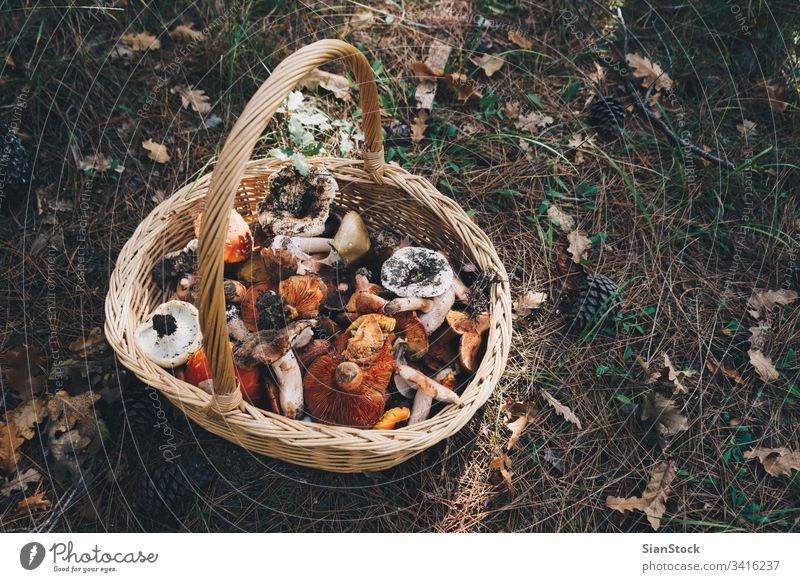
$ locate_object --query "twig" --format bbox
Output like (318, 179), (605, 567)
(571, 1), (736, 171)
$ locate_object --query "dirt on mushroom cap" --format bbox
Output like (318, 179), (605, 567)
(381, 247), (453, 298)
(259, 166), (333, 224)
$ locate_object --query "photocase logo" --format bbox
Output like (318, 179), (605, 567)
(20, 542), (46, 570)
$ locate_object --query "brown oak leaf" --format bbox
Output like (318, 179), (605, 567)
(606, 461), (677, 530)
(744, 447), (800, 478)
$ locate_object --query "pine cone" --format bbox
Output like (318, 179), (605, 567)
(570, 274), (622, 330)
(0, 121), (31, 209)
(120, 384), (164, 437)
(587, 95), (625, 140)
(135, 452), (212, 519)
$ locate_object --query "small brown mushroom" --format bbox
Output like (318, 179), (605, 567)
(449, 311), (491, 373)
(240, 282), (296, 332)
(223, 279), (247, 304)
(260, 247), (299, 281)
(394, 311), (428, 359)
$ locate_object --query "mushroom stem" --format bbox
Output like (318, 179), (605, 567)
(290, 237), (334, 255)
(272, 350), (303, 419)
(392, 340), (416, 398)
(452, 274), (471, 303)
(409, 367), (457, 425)
(354, 291), (388, 314)
(418, 286), (457, 334)
(384, 297), (433, 315)
(396, 365), (462, 404)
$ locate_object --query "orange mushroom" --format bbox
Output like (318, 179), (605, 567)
(373, 406), (411, 430)
(449, 311), (491, 373)
(185, 345), (261, 403)
(240, 282), (295, 332)
(304, 341), (394, 428)
(279, 274), (327, 319)
(393, 311), (428, 360)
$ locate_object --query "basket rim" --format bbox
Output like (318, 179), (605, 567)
(105, 156), (512, 457)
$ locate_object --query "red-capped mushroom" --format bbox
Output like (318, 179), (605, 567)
(194, 208), (253, 264)
(304, 341), (394, 428)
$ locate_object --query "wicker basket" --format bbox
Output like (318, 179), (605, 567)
(105, 40), (512, 472)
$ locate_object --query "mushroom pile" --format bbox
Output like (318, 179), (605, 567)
(137, 164), (489, 430)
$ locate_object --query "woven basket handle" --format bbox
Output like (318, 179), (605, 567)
(197, 40), (385, 412)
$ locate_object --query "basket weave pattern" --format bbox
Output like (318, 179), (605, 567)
(105, 40), (512, 472)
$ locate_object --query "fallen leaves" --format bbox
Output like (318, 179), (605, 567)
(508, 30), (533, 50)
(75, 152), (119, 174)
(503, 398), (537, 450)
(648, 353), (696, 395)
(472, 53), (505, 77)
(411, 61), (482, 103)
(705, 354), (743, 385)
(744, 447), (800, 478)
(513, 290), (547, 318)
(737, 119), (757, 137)
(546, 204), (576, 233)
(761, 81), (789, 113)
(626, 53), (673, 92)
(541, 389), (582, 430)
(171, 85), (212, 115)
(488, 453), (514, 494)
(1, 468), (41, 496)
(298, 68), (352, 101)
(120, 32), (160, 52)
(0, 398), (47, 472)
(514, 111), (554, 133)
(747, 349), (780, 383)
(16, 491), (52, 514)
(410, 111), (428, 143)
(606, 461), (677, 530)
(566, 230), (592, 264)
(142, 139), (170, 163)
(169, 23), (206, 43)
(47, 390), (108, 482)
(640, 391), (688, 436)
(747, 288), (798, 319)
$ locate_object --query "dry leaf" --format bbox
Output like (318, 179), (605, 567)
(68, 327), (107, 357)
(120, 32), (160, 52)
(737, 119), (757, 136)
(47, 390), (101, 434)
(546, 205), (576, 233)
(76, 152), (114, 173)
(503, 398), (537, 449)
(606, 461), (677, 530)
(501, 101), (520, 119)
(171, 85), (212, 115)
(748, 349), (780, 383)
(508, 30), (533, 50)
(761, 81), (788, 113)
(6, 399), (48, 439)
(411, 62), (481, 103)
(3, 344), (47, 400)
(0, 423), (24, 473)
(298, 68), (352, 101)
(488, 454), (514, 494)
(473, 53), (505, 77)
(142, 139), (170, 163)
(648, 353), (695, 395)
(169, 23), (205, 43)
(16, 491), (52, 514)
(1, 468), (41, 497)
(640, 391), (688, 436)
(513, 290), (547, 318)
(587, 62), (606, 85)
(626, 52), (672, 91)
(514, 111), (554, 132)
(411, 111), (428, 143)
(747, 288), (798, 319)
(566, 230), (591, 264)
(705, 355), (743, 385)
(541, 389), (582, 429)
(744, 447), (800, 478)
(748, 323), (770, 350)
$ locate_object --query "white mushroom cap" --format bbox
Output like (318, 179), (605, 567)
(135, 300), (202, 368)
(380, 247), (454, 298)
(258, 165), (338, 237)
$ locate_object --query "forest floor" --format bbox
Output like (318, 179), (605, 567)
(1, 0), (799, 532)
